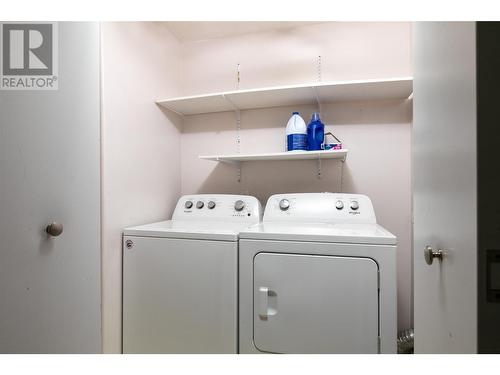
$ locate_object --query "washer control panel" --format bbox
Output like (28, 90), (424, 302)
(264, 193), (376, 224)
(173, 194), (263, 222)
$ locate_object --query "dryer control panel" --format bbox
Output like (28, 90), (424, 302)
(263, 193), (376, 224)
(173, 194), (263, 222)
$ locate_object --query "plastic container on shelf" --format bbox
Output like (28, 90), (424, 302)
(324, 132), (343, 150)
(307, 112), (325, 151)
(285, 112), (307, 151)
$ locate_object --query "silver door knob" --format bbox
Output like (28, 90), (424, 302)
(424, 245), (443, 265)
(46, 222), (63, 237)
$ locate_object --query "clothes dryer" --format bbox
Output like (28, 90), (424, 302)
(238, 193), (397, 354)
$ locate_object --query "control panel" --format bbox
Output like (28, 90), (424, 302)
(263, 193), (377, 224)
(173, 194), (263, 222)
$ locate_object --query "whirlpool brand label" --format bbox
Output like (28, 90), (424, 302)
(0, 22), (58, 90)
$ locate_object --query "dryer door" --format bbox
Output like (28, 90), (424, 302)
(253, 252), (379, 353)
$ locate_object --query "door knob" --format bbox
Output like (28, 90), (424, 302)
(46, 222), (63, 237)
(424, 245), (443, 265)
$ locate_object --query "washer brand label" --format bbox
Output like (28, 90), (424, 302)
(1, 22), (58, 90)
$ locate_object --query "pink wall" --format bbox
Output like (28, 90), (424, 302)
(180, 22), (411, 95)
(101, 22), (414, 352)
(101, 22), (182, 353)
(178, 22), (413, 331)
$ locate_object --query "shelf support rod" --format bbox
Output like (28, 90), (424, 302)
(223, 94), (242, 154)
(222, 94), (242, 183)
(317, 55), (322, 83)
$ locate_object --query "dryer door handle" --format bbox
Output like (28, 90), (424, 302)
(258, 287), (277, 320)
(258, 287), (269, 319)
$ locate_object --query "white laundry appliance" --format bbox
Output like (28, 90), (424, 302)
(238, 193), (397, 354)
(122, 194), (262, 353)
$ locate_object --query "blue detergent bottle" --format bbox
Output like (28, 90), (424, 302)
(307, 112), (325, 150)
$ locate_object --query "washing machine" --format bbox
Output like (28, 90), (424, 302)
(123, 194), (262, 353)
(238, 193), (397, 354)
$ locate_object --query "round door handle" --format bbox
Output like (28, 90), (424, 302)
(424, 245), (443, 265)
(46, 222), (63, 237)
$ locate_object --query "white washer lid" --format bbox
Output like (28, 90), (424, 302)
(123, 220), (255, 241)
(239, 222), (397, 245)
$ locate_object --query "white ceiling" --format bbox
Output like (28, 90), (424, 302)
(163, 21), (323, 43)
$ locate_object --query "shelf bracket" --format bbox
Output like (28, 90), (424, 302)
(316, 153), (347, 179)
(313, 86), (322, 114)
(216, 157), (241, 182)
(223, 94), (240, 115)
(215, 157), (239, 165)
(224, 94), (242, 182)
(223, 94), (242, 156)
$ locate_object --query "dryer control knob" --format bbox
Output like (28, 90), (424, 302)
(196, 201), (204, 209)
(350, 200), (359, 210)
(234, 200), (245, 212)
(279, 199), (290, 211)
(185, 201), (193, 209)
(207, 201), (216, 209)
(335, 200), (344, 210)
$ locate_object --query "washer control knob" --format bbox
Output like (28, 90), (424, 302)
(196, 201), (204, 209)
(335, 200), (344, 210)
(207, 201), (216, 209)
(234, 200), (245, 212)
(185, 201), (193, 209)
(279, 199), (290, 211)
(350, 200), (359, 211)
